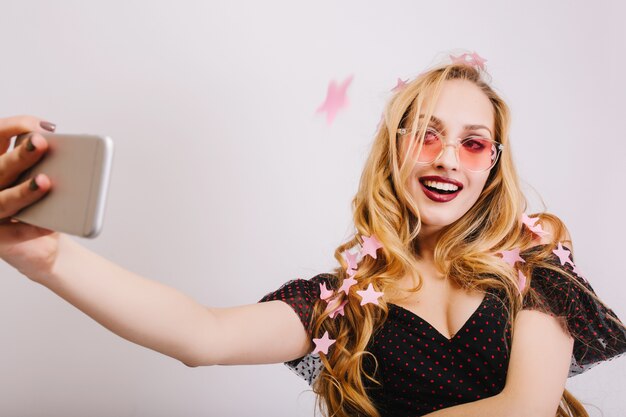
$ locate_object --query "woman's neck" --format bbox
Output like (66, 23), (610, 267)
(415, 225), (444, 263)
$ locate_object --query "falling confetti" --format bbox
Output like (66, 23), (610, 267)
(391, 77), (408, 92)
(315, 75), (353, 125)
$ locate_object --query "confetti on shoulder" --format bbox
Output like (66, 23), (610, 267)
(496, 247), (525, 267)
(552, 242), (574, 266)
(521, 212), (550, 239)
(521, 212), (539, 228)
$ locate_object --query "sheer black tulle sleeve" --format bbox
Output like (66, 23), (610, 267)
(257, 273), (335, 385)
(522, 249), (626, 377)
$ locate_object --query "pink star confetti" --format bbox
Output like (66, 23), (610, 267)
(497, 247), (526, 267)
(361, 234), (383, 259)
(469, 52), (487, 70)
(521, 213), (550, 240)
(356, 283), (385, 306)
(450, 53), (469, 65)
(517, 270), (527, 294)
(338, 276), (358, 295)
(313, 331), (336, 355)
(325, 298), (348, 319)
(342, 250), (359, 272)
(521, 212), (539, 228)
(391, 77), (408, 92)
(315, 74), (354, 125)
(528, 222), (550, 239)
(449, 51), (487, 70)
(319, 282), (334, 301)
(552, 242), (574, 266)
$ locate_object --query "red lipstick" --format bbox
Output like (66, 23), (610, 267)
(419, 176), (463, 203)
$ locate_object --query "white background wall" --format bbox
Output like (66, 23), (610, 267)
(0, 1), (624, 416)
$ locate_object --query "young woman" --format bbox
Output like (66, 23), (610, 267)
(0, 55), (624, 417)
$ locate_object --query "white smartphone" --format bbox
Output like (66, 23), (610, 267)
(12, 132), (114, 238)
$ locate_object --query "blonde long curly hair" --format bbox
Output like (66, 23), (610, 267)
(308, 58), (625, 416)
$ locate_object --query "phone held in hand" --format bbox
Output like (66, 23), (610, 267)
(12, 132), (114, 238)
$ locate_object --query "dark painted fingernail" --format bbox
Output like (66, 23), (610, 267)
(40, 121), (56, 132)
(29, 178), (39, 191)
(26, 138), (36, 152)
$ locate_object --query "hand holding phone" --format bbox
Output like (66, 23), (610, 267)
(13, 132), (114, 238)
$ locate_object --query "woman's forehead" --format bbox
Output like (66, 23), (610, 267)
(405, 81), (494, 134)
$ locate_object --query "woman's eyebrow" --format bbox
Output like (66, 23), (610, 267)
(419, 114), (493, 137)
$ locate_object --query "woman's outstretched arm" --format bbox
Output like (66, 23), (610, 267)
(42, 235), (313, 367)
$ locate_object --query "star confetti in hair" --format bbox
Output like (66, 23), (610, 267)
(497, 247), (526, 267)
(450, 53), (470, 65)
(338, 276), (358, 295)
(342, 250), (359, 272)
(361, 234), (384, 259)
(316, 74), (354, 125)
(313, 331), (336, 355)
(552, 242), (574, 266)
(528, 222), (550, 239)
(521, 212), (551, 239)
(326, 298), (348, 319)
(521, 212), (539, 228)
(356, 283), (385, 306)
(319, 282), (334, 301)
(469, 52), (487, 70)
(449, 51), (487, 70)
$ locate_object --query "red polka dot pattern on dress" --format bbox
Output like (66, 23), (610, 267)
(520, 247), (626, 376)
(258, 251), (626, 415)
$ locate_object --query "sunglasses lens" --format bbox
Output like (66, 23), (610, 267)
(416, 137), (498, 171)
(416, 136), (442, 163)
(459, 138), (497, 171)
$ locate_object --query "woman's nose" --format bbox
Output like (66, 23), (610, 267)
(435, 142), (460, 171)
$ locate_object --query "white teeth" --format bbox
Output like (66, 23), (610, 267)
(423, 180), (459, 191)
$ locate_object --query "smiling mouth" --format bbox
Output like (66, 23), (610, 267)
(419, 178), (461, 194)
(418, 178), (462, 202)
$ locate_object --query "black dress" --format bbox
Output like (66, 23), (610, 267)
(258, 247), (626, 416)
